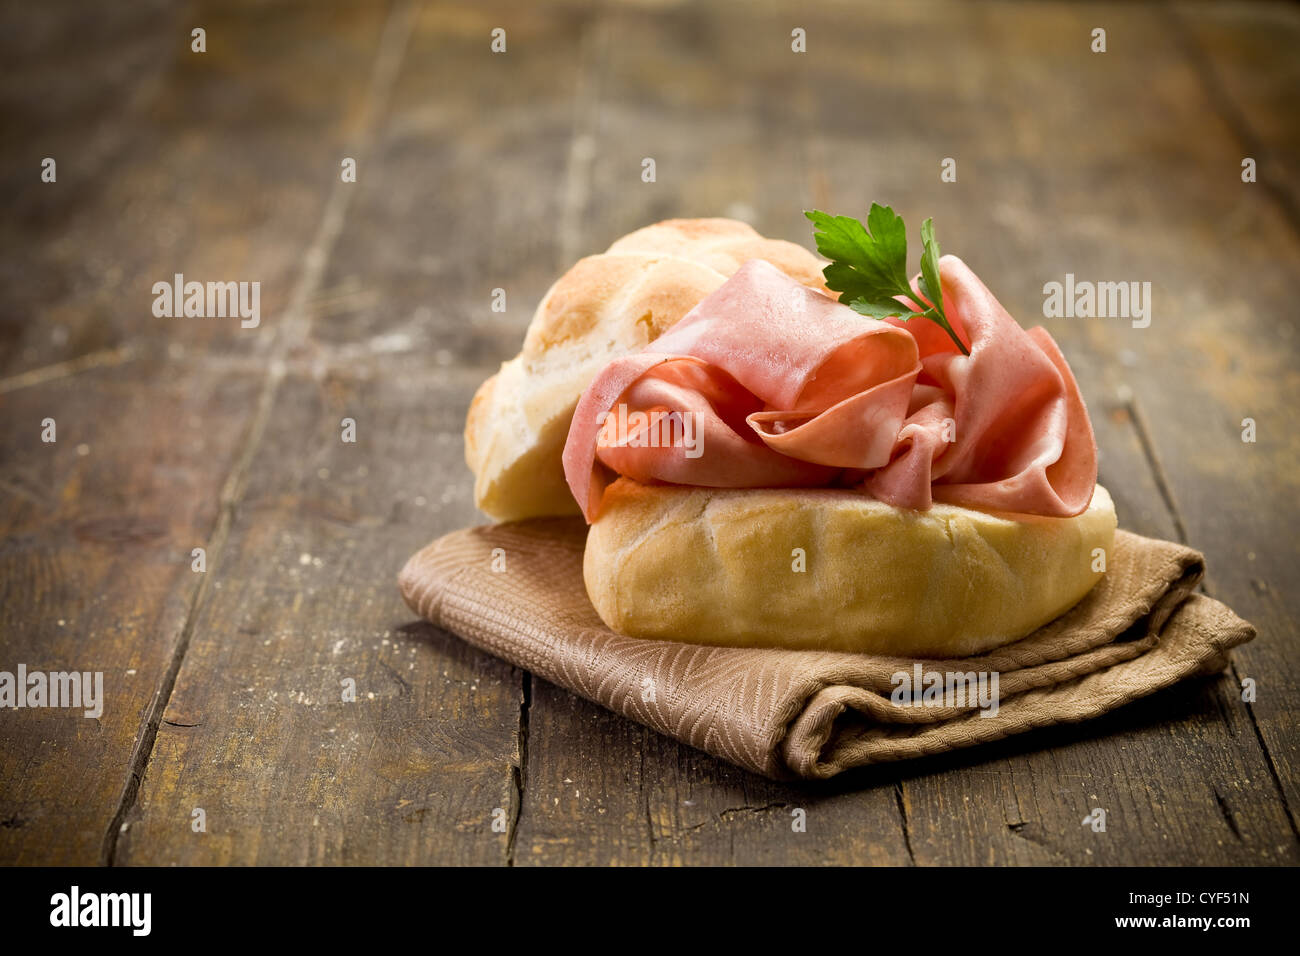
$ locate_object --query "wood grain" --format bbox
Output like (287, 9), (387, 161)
(1147, 0), (1300, 837)
(0, 361), (260, 864)
(307, 0), (593, 370)
(114, 0), (590, 864)
(1173, 1), (1300, 221)
(0, 0), (402, 865)
(0, 0), (391, 379)
(113, 370), (526, 865)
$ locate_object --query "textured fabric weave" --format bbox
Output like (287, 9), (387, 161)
(398, 520), (1255, 780)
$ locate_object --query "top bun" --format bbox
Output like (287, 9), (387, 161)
(464, 219), (830, 521)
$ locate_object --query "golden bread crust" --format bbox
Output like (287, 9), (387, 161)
(583, 480), (1117, 656)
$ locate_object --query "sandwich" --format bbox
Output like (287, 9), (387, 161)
(466, 209), (1114, 657)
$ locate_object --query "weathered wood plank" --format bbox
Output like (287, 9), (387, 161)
(113, 369), (526, 864)
(115, 0), (592, 865)
(1173, 1), (1300, 219)
(0, 361), (260, 864)
(1154, 0), (1300, 831)
(517, 689), (911, 866)
(0, 0), (391, 379)
(0, 0), (409, 866)
(568, 0), (820, 253)
(307, 0), (595, 371)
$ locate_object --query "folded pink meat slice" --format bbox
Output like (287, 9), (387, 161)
(563, 259), (919, 520)
(562, 255), (1098, 521)
(866, 256), (1098, 515)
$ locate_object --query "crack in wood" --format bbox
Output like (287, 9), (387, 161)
(1125, 395), (1189, 545)
(893, 782), (915, 865)
(1214, 787), (1244, 842)
(643, 755), (659, 852)
(505, 672), (532, 867)
(376, 659), (412, 698)
(0, 344), (137, 396)
(717, 802), (788, 820)
(1228, 659), (1300, 845)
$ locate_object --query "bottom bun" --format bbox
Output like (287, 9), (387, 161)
(583, 479), (1117, 657)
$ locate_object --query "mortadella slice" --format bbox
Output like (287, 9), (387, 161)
(562, 259), (920, 520)
(562, 255), (1098, 522)
(866, 256), (1097, 516)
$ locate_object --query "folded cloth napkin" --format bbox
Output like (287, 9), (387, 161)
(398, 520), (1255, 780)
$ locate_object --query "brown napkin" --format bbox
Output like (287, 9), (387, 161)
(398, 520), (1255, 780)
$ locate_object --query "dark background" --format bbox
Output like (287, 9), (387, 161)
(1, 0), (1297, 865)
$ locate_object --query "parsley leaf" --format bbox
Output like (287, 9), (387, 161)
(805, 204), (969, 355)
(917, 217), (942, 313)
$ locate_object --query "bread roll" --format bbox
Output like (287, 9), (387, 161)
(583, 479), (1117, 657)
(465, 219), (829, 521)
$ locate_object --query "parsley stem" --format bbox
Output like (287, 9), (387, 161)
(804, 206), (970, 355)
(932, 315), (970, 356)
(902, 291), (970, 356)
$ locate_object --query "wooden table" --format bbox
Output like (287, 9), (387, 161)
(2, 0), (1297, 866)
